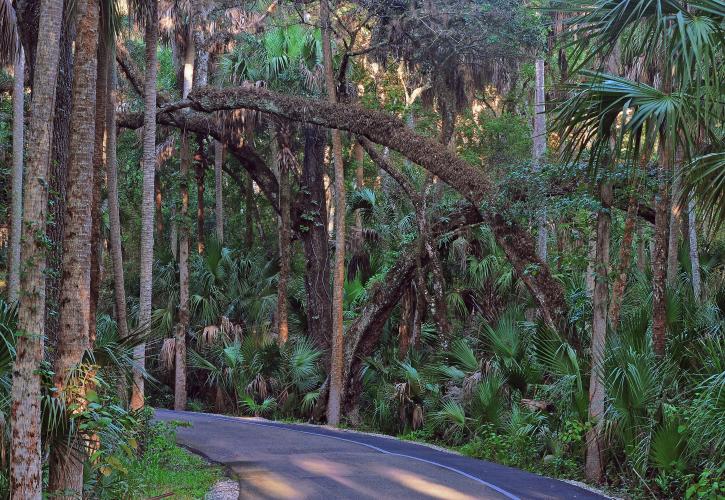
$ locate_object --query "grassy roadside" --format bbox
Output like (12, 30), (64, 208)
(97, 419), (222, 499)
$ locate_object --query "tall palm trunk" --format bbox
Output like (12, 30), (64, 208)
(89, 17), (109, 337)
(49, 0), (99, 493)
(7, 47), (24, 304)
(46, 8), (74, 353)
(533, 57), (548, 260)
(175, 25), (194, 411)
(10, 0), (64, 495)
(196, 138), (206, 254)
(106, 57), (129, 341)
(215, 141), (224, 243)
(652, 135), (671, 358)
(132, 2), (159, 410)
(277, 130), (291, 346)
(687, 196), (701, 302)
(585, 182), (612, 484)
(322, 0), (346, 426)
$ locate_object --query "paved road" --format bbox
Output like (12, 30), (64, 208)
(154, 409), (605, 500)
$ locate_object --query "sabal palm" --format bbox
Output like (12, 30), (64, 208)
(556, 0), (725, 227)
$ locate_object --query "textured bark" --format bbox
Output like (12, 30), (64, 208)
(215, 141), (224, 243)
(195, 138), (206, 254)
(89, 19), (108, 335)
(10, 0), (64, 495)
(321, 0), (346, 427)
(652, 136), (671, 358)
(353, 142), (364, 239)
(49, 0), (99, 493)
(106, 59), (129, 341)
(132, 5), (159, 410)
(687, 196), (702, 302)
(301, 125), (333, 352)
(46, 10), (74, 354)
(609, 195), (638, 329)
(533, 58), (548, 261)
(276, 130), (292, 346)
(8, 48), (24, 304)
(175, 28), (194, 412)
(585, 182), (612, 485)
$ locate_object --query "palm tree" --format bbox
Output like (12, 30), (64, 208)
(7, 44), (23, 305)
(106, 48), (129, 342)
(321, 0), (347, 427)
(49, 0), (99, 493)
(132, 0), (159, 410)
(9, 0), (65, 494)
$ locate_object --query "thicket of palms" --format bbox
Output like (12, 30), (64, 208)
(0, 0), (722, 497)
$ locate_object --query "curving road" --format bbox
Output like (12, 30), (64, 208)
(154, 409), (605, 500)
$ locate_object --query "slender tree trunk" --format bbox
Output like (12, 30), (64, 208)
(8, 48), (25, 304)
(277, 130), (291, 345)
(49, 0), (99, 493)
(687, 196), (701, 302)
(322, 0), (346, 427)
(652, 135), (671, 358)
(196, 138), (206, 254)
(585, 182), (612, 484)
(215, 141), (224, 243)
(175, 25), (194, 412)
(155, 172), (164, 238)
(398, 284), (414, 360)
(533, 57), (548, 261)
(302, 125), (333, 352)
(609, 195), (638, 329)
(170, 204), (178, 259)
(132, 4), (159, 410)
(46, 10), (74, 354)
(89, 18), (109, 336)
(667, 161), (682, 283)
(10, 0), (64, 494)
(585, 234), (596, 297)
(106, 58), (129, 341)
(636, 224), (646, 274)
(353, 142), (364, 240)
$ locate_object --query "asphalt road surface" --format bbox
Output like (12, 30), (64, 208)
(154, 409), (606, 500)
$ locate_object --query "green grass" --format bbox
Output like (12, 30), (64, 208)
(126, 422), (222, 499)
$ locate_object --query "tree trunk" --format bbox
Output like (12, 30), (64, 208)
(46, 10), (74, 355)
(276, 129), (291, 345)
(398, 284), (414, 360)
(89, 18), (109, 337)
(609, 195), (638, 329)
(8, 48), (24, 304)
(652, 135), (671, 358)
(10, 0), (64, 494)
(321, 0), (346, 427)
(196, 138), (206, 254)
(301, 125), (333, 352)
(353, 142), (364, 240)
(49, 0), (99, 493)
(636, 224), (646, 274)
(585, 182), (612, 484)
(687, 196), (701, 302)
(667, 161), (682, 283)
(215, 140), (224, 243)
(106, 57), (129, 341)
(175, 26), (194, 412)
(533, 58), (548, 261)
(132, 4), (159, 410)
